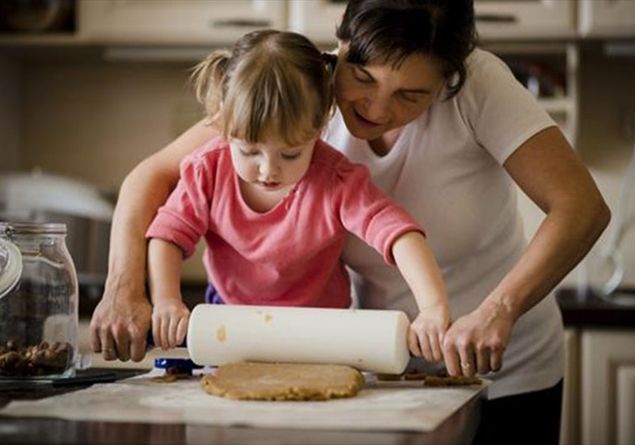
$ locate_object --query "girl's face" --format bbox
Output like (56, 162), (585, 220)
(229, 135), (316, 192)
(334, 45), (445, 142)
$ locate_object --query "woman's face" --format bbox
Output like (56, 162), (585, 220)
(334, 44), (445, 141)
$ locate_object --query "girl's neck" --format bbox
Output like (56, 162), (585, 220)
(239, 180), (295, 213)
(367, 126), (404, 157)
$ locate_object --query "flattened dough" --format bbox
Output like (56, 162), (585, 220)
(201, 362), (365, 401)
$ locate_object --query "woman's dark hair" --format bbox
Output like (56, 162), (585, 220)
(336, 0), (478, 98)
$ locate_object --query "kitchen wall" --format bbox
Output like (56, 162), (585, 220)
(20, 60), (202, 191)
(15, 57), (207, 279)
(0, 55), (20, 171)
(9, 44), (635, 287)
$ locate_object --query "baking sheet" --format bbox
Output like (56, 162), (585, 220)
(0, 369), (487, 432)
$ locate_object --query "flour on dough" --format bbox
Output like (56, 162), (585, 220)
(201, 362), (365, 401)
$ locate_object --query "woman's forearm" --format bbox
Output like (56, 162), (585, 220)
(104, 119), (218, 300)
(105, 159), (176, 299)
(485, 196), (610, 321)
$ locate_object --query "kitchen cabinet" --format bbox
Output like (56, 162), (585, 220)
(484, 43), (579, 145)
(474, 0), (576, 40)
(78, 0), (286, 45)
(581, 329), (635, 445)
(562, 329), (580, 445)
(288, 0), (577, 45)
(288, 0), (344, 45)
(579, 0), (635, 38)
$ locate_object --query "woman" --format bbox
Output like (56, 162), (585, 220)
(90, 1), (609, 442)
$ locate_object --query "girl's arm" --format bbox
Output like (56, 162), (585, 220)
(442, 127), (610, 377)
(89, 119), (218, 362)
(392, 231), (450, 363)
(147, 239), (190, 350)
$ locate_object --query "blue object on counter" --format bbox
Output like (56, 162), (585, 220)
(154, 358), (203, 376)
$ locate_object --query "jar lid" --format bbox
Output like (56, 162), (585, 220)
(0, 222), (66, 235)
(0, 237), (22, 299)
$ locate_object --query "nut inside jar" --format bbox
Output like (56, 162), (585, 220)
(0, 340), (73, 377)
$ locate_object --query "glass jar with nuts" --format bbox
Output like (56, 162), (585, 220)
(0, 222), (78, 379)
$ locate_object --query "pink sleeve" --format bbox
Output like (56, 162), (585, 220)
(331, 160), (424, 265)
(145, 153), (214, 258)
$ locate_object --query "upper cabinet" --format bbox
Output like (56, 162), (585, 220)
(579, 0), (635, 38)
(474, 0), (576, 40)
(288, 0), (343, 45)
(78, 0), (286, 45)
(288, 0), (577, 45)
(1, 1), (634, 47)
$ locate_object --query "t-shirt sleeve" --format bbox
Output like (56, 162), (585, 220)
(145, 151), (215, 258)
(330, 159), (423, 265)
(457, 50), (557, 165)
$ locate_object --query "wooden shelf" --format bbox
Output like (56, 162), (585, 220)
(0, 33), (82, 46)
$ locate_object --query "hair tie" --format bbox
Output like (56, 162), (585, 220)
(321, 52), (338, 72)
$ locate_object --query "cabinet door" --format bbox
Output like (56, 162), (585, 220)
(617, 366), (635, 445)
(78, 0), (286, 45)
(561, 329), (580, 445)
(475, 0), (576, 40)
(581, 330), (635, 445)
(579, 0), (635, 37)
(288, 0), (343, 45)
(288, 0), (576, 44)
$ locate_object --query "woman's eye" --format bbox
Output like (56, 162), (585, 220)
(240, 150), (258, 157)
(400, 92), (420, 103)
(282, 153), (301, 160)
(352, 68), (372, 84)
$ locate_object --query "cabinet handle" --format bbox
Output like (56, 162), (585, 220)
(475, 14), (517, 23)
(211, 19), (271, 28)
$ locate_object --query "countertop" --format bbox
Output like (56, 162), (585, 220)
(0, 369), (485, 445)
(555, 287), (635, 328)
(7, 283), (628, 444)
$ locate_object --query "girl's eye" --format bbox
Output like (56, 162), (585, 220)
(240, 150), (259, 157)
(282, 153), (301, 160)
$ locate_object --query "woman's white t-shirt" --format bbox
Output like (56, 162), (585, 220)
(323, 48), (564, 399)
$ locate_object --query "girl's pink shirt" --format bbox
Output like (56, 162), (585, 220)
(146, 137), (422, 308)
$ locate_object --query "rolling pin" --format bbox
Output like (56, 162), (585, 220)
(184, 304), (411, 374)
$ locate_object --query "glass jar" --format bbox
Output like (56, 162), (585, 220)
(0, 222), (78, 379)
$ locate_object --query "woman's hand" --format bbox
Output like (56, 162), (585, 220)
(152, 298), (190, 350)
(408, 303), (450, 363)
(442, 300), (514, 377)
(89, 276), (152, 362)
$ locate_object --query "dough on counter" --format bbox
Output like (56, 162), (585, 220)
(201, 362), (365, 401)
(376, 372), (482, 386)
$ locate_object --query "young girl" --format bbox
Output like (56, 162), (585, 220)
(145, 29), (449, 363)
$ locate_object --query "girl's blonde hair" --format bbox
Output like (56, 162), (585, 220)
(192, 29), (334, 146)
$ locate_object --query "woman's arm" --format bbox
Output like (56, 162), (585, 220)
(89, 119), (218, 362)
(442, 127), (610, 377)
(392, 231), (450, 363)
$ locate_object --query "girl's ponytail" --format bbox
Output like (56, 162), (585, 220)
(191, 50), (232, 120)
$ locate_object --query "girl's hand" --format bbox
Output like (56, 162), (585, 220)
(408, 303), (451, 363)
(442, 300), (514, 377)
(151, 299), (190, 350)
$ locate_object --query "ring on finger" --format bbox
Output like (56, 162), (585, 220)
(460, 362), (472, 369)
